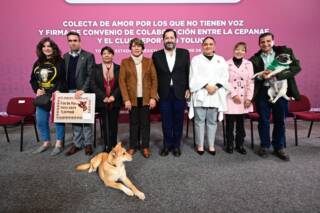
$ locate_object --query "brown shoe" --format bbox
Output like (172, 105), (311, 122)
(84, 145), (93, 155)
(65, 144), (81, 156)
(142, 148), (151, 158)
(127, 148), (136, 155)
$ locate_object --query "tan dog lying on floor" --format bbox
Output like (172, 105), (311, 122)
(76, 143), (145, 200)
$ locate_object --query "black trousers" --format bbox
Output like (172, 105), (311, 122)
(225, 114), (246, 148)
(97, 106), (120, 151)
(129, 98), (150, 149)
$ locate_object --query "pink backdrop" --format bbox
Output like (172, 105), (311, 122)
(1, 0), (319, 110)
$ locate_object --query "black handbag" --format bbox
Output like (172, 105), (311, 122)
(33, 94), (52, 111)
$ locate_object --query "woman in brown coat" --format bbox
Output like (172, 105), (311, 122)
(119, 38), (158, 158)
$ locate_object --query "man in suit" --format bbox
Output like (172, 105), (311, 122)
(152, 29), (190, 157)
(250, 32), (301, 161)
(63, 31), (96, 156)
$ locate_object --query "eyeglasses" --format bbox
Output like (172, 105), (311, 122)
(68, 39), (79, 42)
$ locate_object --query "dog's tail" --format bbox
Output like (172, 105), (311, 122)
(75, 163), (91, 171)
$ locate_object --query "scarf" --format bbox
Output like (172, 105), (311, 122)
(102, 62), (114, 81)
(131, 54), (143, 98)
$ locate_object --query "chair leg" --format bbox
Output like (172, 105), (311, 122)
(20, 121), (24, 152)
(307, 121), (313, 138)
(294, 118), (298, 146)
(250, 120), (254, 149)
(93, 118), (97, 148)
(284, 135), (287, 148)
(186, 118), (189, 138)
(99, 117), (103, 139)
(33, 118), (39, 142)
(222, 119), (226, 147)
(4, 126), (10, 143)
(192, 118), (195, 148)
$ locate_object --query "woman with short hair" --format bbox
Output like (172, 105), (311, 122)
(119, 38), (158, 158)
(91, 46), (122, 152)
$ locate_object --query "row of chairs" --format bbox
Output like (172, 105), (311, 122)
(0, 97), (163, 152)
(185, 95), (320, 148)
(245, 95), (320, 148)
(1, 95), (319, 152)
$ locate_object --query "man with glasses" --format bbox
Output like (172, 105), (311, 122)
(63, 31), (96, 156)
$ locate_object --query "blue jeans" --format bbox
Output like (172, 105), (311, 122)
(256, 87), (288, 151)
(36, 106), (65, 142)
(159, 87), (186, 149)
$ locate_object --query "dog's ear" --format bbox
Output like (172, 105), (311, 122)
(115, 142), (122, 148)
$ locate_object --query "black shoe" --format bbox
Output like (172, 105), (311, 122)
(273, 149), (290, 161)
(172, 148), (181, 157)
(208, 150), (216, 156)
(84, 145), (93, 155)
(225, 147), (233, 154)
(160, 148), (169, 156)
(196, 149), (204, 155)
(235, 146), (247, 155)
(257, 148), (268, 158)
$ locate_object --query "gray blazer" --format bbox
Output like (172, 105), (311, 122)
(63, 49), (96, 92)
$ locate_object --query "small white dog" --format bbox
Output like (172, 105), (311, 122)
(253, 54), (294, 103)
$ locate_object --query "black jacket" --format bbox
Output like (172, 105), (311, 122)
(90, 63), (122, 108)
(249, 45), (301, 100)
(63, 49), (96, 92)
(152, 48), (190, 100)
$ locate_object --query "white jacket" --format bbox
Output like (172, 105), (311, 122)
(188, 54), (229, 120)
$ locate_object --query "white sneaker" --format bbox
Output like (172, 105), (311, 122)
(50, 146), (63, 156)
(32, 144), (51, 154)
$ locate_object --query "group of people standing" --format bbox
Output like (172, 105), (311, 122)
(30, 29), (301, 162)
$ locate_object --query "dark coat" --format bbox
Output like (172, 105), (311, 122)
(152, 48), (190, 100)
(90, 63), (122, 108)
(63, 49), (95, 92)
(249, 45), (301, 100)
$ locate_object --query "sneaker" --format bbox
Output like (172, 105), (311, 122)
(274, 149), (290, 161)
(32, 144), (50, 154)
(50, 146), (63, 156)
(257, 147), (268, 158)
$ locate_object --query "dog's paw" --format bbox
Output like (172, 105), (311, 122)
(88, 167), (96, 173)
(135, 191), (145, 200)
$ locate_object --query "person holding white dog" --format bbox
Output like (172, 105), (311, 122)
(250, 32), (301, 161)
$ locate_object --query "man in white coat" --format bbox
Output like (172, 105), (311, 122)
(189, 37), (229, 155)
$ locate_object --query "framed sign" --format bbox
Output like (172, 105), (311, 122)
(53, 93), (96, 124)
